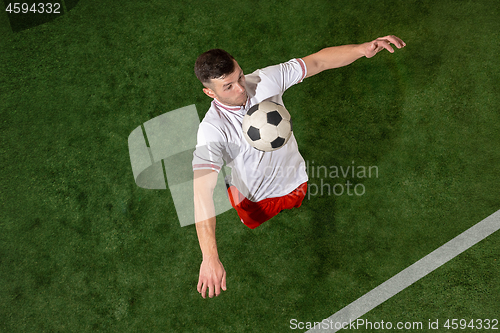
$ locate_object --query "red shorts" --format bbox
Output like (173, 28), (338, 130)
(227, 182), (308, 229)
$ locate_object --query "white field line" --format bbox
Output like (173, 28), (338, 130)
(306, 209), (500, 332)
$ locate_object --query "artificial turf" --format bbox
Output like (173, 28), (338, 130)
(1, 0), (499, 332)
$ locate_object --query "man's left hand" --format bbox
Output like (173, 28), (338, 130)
(363, 35), (406, 58)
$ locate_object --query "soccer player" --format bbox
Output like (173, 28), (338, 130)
(192, 35), (405, 299)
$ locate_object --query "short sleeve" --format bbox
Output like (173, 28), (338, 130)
(280, 58), (307, 90)
(257, 58), (307, 93)
(192, 122), (225, 173)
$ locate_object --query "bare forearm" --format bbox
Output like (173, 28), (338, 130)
(304, 44), (365, 78)
(193, 169), (219, 258)
(195, 216), (218, 258)
(315, 44), (364, 69)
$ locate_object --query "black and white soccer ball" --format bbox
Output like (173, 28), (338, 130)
(242, 101), (293, 152)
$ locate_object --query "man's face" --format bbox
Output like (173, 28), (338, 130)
(203, 60), (247, 107)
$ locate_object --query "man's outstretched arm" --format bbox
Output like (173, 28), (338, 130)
(193, 169), (227, 299)
(302, 35), (406, 78)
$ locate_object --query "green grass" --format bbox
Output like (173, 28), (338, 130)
(1, 0), (499, 332)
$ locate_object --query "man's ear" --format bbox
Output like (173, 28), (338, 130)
(203, 87), (216, 99)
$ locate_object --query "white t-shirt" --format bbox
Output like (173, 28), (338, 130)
(192, 58), (309, 202)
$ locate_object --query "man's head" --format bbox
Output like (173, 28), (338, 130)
(194, 49), (247, 107)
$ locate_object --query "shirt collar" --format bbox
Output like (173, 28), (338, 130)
(213, 97), (250, 114)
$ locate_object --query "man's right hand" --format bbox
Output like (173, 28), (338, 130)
(197, 255), (227, 298)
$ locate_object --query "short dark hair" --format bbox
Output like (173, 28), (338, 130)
(194, 49), (235, 85)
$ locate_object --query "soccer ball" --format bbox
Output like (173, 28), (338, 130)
(242, 101), (293, 152)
